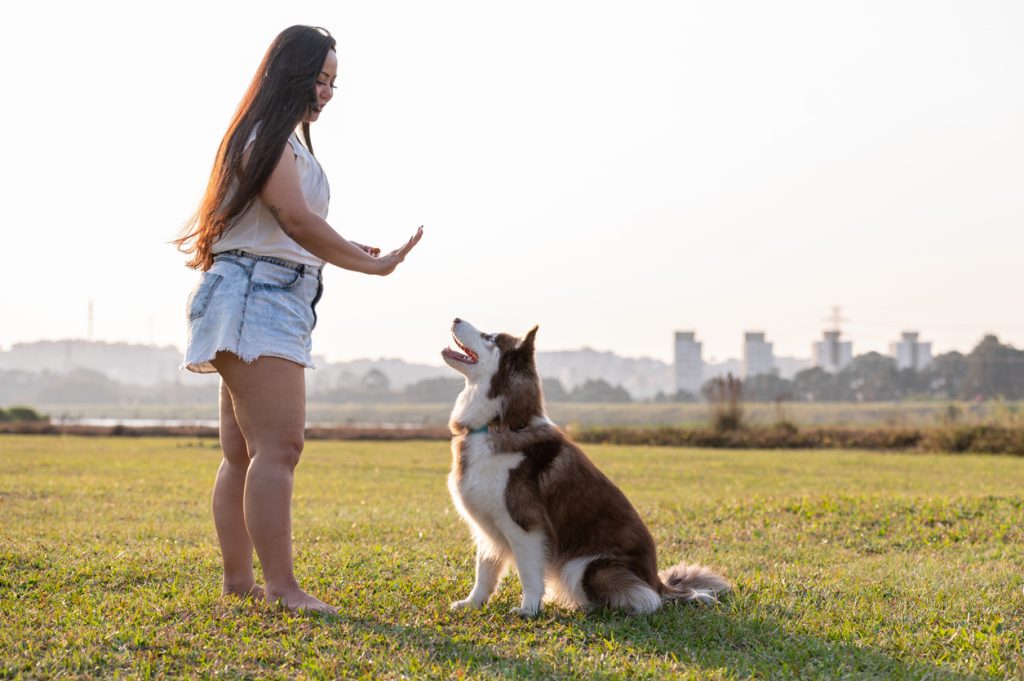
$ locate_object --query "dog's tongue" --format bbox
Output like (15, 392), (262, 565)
(442, 347), (474, 363)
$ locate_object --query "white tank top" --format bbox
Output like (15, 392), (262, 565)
(212, 126), (330, 266)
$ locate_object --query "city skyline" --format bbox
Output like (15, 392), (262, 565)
(2, 312), (1009, 368)
(2, 1), (1022, 366)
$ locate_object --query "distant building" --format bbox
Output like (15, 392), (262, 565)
(743, 332), (775, 378)
(812, 330), (853, 373)
(674, 331), (703, 396)
(890, 331), (932, 371)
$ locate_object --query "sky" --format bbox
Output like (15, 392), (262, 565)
(1, 0), (1021, 365)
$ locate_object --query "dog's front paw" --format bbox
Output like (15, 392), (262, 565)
(450, 598), (483, 611)
(511, 605), (541, 618)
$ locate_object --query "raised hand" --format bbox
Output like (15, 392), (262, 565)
(374, 226), (424, 276)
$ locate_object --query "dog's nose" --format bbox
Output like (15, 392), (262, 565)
(453, 317), (462, 325)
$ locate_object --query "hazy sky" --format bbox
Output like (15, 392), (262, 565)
(1, 0), (1021, 365)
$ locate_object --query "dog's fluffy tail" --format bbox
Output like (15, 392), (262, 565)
(659, 562), (730, 605)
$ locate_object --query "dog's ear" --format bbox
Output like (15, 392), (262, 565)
(519, 325), (539, 354)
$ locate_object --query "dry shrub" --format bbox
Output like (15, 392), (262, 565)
(573, 424), (1024, 456)
(703, 374), (744, 432)
(922, 425), (1024, 455)
(0, 422), (448, 440)
(3, 421), (1021, 456)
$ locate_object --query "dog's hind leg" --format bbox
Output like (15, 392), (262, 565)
(583, 559), (661, 614)
(452, 543), (509, 610)
(546, 556), (597, 610)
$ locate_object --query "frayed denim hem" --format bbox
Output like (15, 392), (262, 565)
(180, 348), (316, 374)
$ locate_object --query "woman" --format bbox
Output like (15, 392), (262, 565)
(174, 25), (422, 614)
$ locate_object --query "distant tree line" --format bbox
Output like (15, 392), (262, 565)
(661, 335), (1024, 403)
(4, 335), (1021, 406)
(309, 371), (632, 403)
(0, 368), (635, 405)
(0, 368), (219, 405)
(0, 405), (47, 422)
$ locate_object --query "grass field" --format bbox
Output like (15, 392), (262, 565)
(1, 436), (1022, 679)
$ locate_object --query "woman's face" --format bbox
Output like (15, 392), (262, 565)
(305, 49), (338, 123)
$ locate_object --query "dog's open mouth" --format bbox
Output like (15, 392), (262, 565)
(442, 334), (478, 364)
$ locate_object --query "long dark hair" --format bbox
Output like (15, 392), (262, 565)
(175, 25), (336, 270)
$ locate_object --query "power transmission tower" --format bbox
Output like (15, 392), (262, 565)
(823, 305), (848, 334)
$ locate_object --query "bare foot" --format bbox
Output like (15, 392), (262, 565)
(223, 583), (266, 602)
(266, 588), (338, 615)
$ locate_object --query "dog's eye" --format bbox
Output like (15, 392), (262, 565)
(482, 333), (496, 343)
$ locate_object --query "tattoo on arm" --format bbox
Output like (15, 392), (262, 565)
(268, 205), (296, 238)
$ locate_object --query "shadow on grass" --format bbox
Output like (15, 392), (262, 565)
(588, 605), (980, 680)
(343, 615), (561, 678)
(341, 603), (980, 680)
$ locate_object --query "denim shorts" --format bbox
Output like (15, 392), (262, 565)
(181, 250), (324, 373)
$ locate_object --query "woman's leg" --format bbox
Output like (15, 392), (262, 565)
(213, 351), (336, 614)
(212, 379), (262, 599)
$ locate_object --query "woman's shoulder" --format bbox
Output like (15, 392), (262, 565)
(285, 133), (304, 157)
(242, 123), (303, 162)
(243, 121), (292, 147)
(285, 131), (316, 160)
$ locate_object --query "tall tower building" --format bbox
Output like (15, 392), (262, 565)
(673, 331), (703, 396)
(743, 332), (775, 378)
(890, 331), (932, 371)
(812, 330), (853, 373)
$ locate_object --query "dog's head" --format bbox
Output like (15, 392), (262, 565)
(442, 318), (543, 431)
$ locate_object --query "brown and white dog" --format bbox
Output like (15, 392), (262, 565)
(442, 318), (729, 616)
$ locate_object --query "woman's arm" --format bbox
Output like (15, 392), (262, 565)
(259, 146), (422, 275)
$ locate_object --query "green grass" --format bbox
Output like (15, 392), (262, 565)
(1, 436), (1022, 679)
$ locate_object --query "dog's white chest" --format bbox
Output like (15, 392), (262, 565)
(449, 435), (523, 529)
